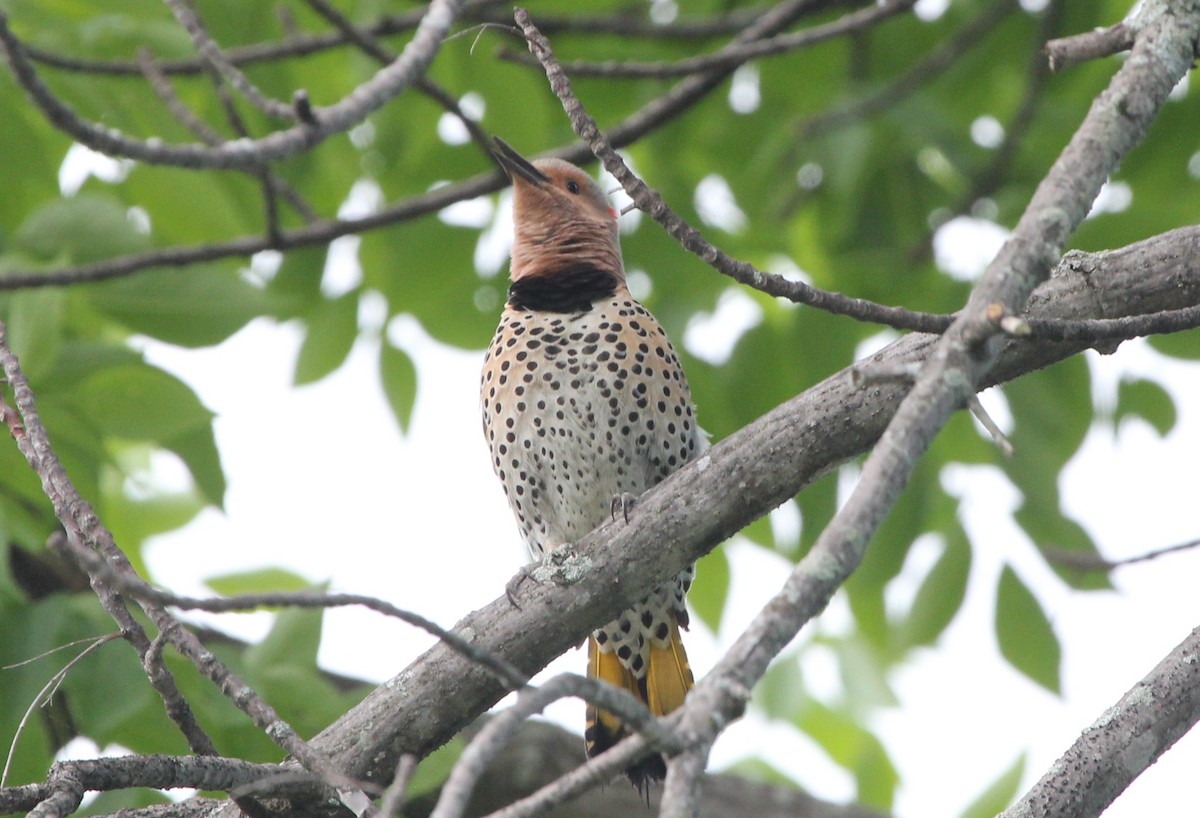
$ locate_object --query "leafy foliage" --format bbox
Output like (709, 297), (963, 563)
(0, 0), (1197, 812)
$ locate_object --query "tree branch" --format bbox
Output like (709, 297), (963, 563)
(1046, 21), (1135, 72)
(1042, 536), (1200, 573)
(1000, 625), (1200, 818)
(514, 7), (958, 334)
(497, 0), (915, 78)
(244, 223), (1198, 816)
(0, 1), (821, 292)
(0, 332), (371, 805)
(794, 0), (1019, 142)
(0, 0), (464, 169)
(5, 230), (1196, 818)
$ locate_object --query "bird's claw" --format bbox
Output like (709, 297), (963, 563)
(610, 492), (638, 524)
(505, 564), (536, 609)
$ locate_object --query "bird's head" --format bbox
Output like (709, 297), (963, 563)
(493, 138), (624, 284)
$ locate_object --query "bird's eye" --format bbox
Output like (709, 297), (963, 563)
(566, 179), (581, 194)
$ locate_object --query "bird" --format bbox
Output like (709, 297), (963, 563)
(481, 137), (705, 792)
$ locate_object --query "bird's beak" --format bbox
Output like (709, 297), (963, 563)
(493, 137), (550, 188)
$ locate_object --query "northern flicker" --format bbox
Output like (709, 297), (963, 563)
(481, 138), (703, 790)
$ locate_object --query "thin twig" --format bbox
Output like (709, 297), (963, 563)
(499, 0), (915, 78)
(0, 365), (219, 757)
(301, 0), (497, 163)
(1, 632), (122, 789)
(377, 754), (419, 818)
(966, 394), (1014, 457)
(899, 0), (1062, 256)
(0, 0), (465, 169)
(794, 0), (1019, 143)
(0, 326), (363, 798)
(19, 4), (770, 82)
(482, 727), (666, 818)
(1043, 537), (1200, 572)
(162, 0), (297, 121)
(514, 7), (956, 333)
(512, 2), (1200, 816)
(1045, 21), (1135, 72)
(5, 754), (331, 815)
(431, 674), (683, 818)
(115, 578), (529, 690)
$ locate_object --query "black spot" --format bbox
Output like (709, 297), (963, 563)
(617, 645), (632, 661)
(641, 611), (654, 628)
(655, 622), (669, 641)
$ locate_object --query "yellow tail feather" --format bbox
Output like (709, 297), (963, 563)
(585, 635), (636, 756)
(584, 615), (694, 791)
(646, 615), (694, 717)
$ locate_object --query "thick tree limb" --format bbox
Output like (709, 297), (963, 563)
(237, 224), (1195, 817)
(39, 225), (1198, 818)
(406, 720), (892, 818)
(1000, 625), (1200, 818)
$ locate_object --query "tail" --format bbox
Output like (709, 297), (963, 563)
(585, 612), (694, 794)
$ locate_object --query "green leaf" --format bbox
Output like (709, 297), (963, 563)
(796, 699), (898, 809)
(86, 265), (276, 348)
(66, 362), (213, 442)
(722, 757), (801, 789)
(163, 424), (226, 509)
(1018, 505), (1110, 592)
(407, 737), (465, 798)
(1115, 377), (1176, 436)
(995, 565), (1061, 693)
(294, 292), (359, 386)
(959, 754), (1026, 818)
(1149, 331), (1200, 361)
(100, 491), (204, 573)
(237, 596), (364, 738)
(244, 601), (326, 673)
(753, 652), (807, 721)
(832, 635), (897, 709)
(0, 288), (66, 381)
(379, 340), (419, 434)
(205, 568), (316, 597)
(268, 245), (327, 316)
(15, 192), (149, 264)
(689, 546), (730, 632)
(900, 528), (972, 649)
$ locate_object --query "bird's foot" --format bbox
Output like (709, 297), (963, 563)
(505, 564), (536, 609)
(610, 492), (638, 523)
